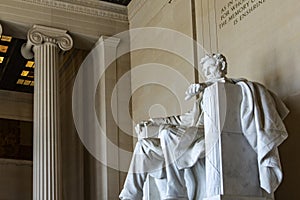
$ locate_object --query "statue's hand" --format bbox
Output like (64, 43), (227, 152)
(185, 83), (207, 100)
(135, 120), (152, 135)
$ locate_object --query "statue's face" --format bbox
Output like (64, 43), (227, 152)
(202, 58), (223, 80)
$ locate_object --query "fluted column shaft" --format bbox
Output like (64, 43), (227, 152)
(0, 24), (2, 36)
(22, 25), (73, 200)
(34, 42), (60, 200)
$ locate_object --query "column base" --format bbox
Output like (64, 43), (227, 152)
(204, 195), (268, 200)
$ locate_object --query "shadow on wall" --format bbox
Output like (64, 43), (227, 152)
(275, 93), (300, 200)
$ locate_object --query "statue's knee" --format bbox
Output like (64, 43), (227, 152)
(135, 139), (146, 150)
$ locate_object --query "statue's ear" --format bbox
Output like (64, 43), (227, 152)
(221, 62), (226, 71)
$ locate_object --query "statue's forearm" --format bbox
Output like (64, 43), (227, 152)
(149, 115), (184, 126)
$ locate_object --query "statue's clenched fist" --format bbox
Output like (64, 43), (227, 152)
(185, 83), (207, 100)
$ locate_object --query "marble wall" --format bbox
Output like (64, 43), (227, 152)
(128, 0), (196, 124)
(128, 0), (300, 199)
(59, 43), (132, 199)
(59, 37), (132, 199)
(0, 159), (32, 200)
(0, 91), (33, 200)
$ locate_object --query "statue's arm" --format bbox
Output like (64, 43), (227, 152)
(135, 115), (188, 132)
(134, 111), (197, 138)
(148, 112), (193, 126)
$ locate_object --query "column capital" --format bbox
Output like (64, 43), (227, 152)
(21, 25), (73, 59)
(28, 25), (73, 51)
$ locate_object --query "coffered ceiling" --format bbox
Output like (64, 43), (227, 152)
(0, 36), (34, 93)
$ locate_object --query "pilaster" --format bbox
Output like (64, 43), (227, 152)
(72, 35), (121, 199)
(96, 35), (121, 199)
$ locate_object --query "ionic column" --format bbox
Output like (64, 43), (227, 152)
(0, 24), (2, 36)
(21, 25), (73, 200)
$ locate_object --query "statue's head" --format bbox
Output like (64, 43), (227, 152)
(199, 53), (227, 81)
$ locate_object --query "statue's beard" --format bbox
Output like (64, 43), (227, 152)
(205, 71), (224, 81)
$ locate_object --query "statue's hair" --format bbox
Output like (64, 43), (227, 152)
(200, 53), (227, 74)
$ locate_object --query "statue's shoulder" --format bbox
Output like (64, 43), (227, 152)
(228, 77), (248, 84)
(233, 79), (269, 91)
